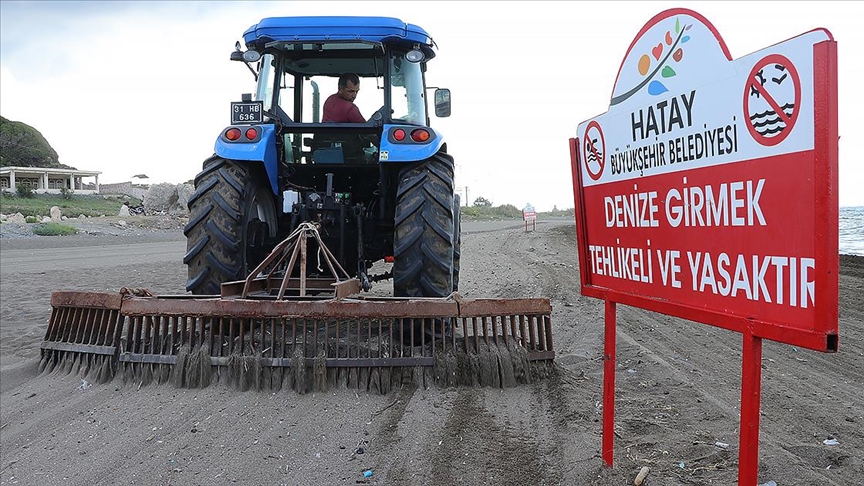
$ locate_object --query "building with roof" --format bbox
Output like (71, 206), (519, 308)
(0, 166), (101, 195)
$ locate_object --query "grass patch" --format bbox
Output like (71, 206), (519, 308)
(0, 192), (139, 218)
(32, 222), (79, 236)
(460, 205), (576, 221)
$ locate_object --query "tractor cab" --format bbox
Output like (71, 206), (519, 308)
(234, 17), (451, 167)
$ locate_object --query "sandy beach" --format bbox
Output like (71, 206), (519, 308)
(1, 218), (862, 485)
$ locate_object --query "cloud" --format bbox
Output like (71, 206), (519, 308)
(1, 1), (862, 210)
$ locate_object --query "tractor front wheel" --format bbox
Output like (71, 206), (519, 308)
(184, 156), (277, 295)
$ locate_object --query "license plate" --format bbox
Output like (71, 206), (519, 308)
(231, 101), (263, 124)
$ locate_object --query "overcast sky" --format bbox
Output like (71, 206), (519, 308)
(1, 1), (862, 209)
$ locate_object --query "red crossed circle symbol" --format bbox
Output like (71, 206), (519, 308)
(582, 121), (606, 181)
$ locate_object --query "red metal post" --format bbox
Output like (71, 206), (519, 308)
(602, 299), (617, 466)
(738, 330), (763, 485)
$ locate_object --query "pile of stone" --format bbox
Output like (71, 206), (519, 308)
(141, 183), (195, 215)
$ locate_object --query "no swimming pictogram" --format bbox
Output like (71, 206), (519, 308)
(582, 121), (606, 181)
(743, 54), (801, 146)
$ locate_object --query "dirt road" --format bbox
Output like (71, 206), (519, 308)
(1, 220), (861, 485)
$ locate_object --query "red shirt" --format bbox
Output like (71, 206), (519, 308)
(322, 94), (365, 123)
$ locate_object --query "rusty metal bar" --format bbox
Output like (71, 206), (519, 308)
(519, 315), (527, 349)
(63, 307), (79, 342)
(44, 308), (61, 342)
(226, 276), (339, 297)
(41, 341), (117, 356)
(121, 296), (461, 319)
(492, 316), (499, 347)
(536, 314), (546, 351)
(471, 317), (479, 353)
(41, 290), (556, 389)
(120, 352), (177, 365)
(84, 308), (100, 346)
(299, 232), (308, 297)
(51, 291), (123, 310)
(277, 239), (303, 299)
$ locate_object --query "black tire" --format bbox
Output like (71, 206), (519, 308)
(393, 153), (455, 345)
(453, 193), (461, 292)
(393, 152), (455, 298)
(184, 156), (277, 295)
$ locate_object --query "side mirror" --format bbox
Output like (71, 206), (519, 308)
(434, 88), (451, 118)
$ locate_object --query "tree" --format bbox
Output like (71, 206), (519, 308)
(472, 196), (492, 207)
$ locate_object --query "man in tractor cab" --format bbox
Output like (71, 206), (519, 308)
(322, 73), (366, 123)
(318, 73), (378, 163)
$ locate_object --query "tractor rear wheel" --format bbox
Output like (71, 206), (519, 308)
(184, 156), (277, 295)
(393, 152), (455, 344)
(453, 193), (462, 292)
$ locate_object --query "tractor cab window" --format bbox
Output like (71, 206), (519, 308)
(294, 74), (383, 124)
(389, 52), (427, 126)
(259, 42), (385, 124)
(256, 54), (276, 112)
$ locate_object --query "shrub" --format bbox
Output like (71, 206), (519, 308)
(33, 222), (78, 236)
(16, 183), (34, 198)
(60, 186), (74, 200)
(25, 215), (39, 223)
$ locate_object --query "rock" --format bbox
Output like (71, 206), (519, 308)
(7, 212), (26, 224)
(0, 213), (6, 222)
(61, 216), (67, 221)
(634, 466), (650, 485)
(143, 183), (179, 214)
(50, 206), (62, 222)
(118, 205), (131, 217)
(176, 183), (195, 212)
(78, 214), (87, 219)
(41, 216), (51, 223)
(116, 220), (127, 227)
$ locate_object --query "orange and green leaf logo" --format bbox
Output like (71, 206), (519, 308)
(612, 17), (693, 105)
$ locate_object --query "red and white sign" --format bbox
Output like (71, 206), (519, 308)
(523, 205), (537, 232)
(571, 9), (838, 352)
(569, 9), (839, 484)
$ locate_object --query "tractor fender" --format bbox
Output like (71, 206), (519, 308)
(378, 124), (445, 163)
(213, 124), (279, 195)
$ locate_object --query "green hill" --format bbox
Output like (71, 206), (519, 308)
(0, 116), (75, 169)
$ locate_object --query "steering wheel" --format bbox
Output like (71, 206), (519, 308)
(370, 106), (387, 126)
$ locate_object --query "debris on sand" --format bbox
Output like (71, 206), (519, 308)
(634, 466), (650, 485)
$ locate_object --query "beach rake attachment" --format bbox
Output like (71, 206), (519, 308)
(39, 291), (555, 393)
(39, 222), (555, 393)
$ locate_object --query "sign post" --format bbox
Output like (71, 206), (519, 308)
(570, 8), (838, 484)
(523, 204), (537, 232)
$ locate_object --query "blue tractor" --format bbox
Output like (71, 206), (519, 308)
(184, 16), (459, 305)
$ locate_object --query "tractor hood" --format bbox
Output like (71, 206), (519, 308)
(243, 16), (436, 58)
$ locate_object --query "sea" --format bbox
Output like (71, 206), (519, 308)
(840, 206), (864, 256)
